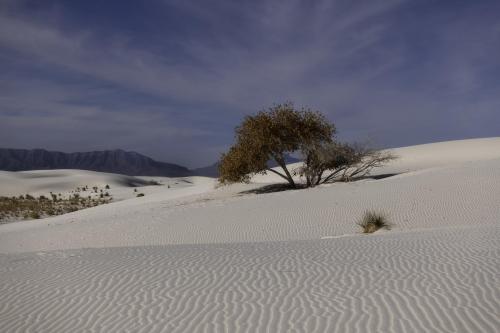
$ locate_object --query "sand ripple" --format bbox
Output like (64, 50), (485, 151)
(1, 224), (498, 332)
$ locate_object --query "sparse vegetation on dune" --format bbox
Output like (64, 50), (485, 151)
(0, 185), (114, 223)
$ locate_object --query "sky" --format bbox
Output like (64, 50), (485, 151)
(1, 0), (499, 168)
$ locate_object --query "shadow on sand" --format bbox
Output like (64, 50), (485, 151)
(238, 173), (400, 195)
(239, 183), (307, 195)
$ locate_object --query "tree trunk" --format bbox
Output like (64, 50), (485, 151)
(273, 155), (296, 188)
(266, 168), (291, 183)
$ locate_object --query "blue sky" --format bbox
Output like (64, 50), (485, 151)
(1, 0), (499, 167)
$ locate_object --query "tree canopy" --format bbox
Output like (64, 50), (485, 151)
(219, 102), (334, 187)
(218, 102), (395, 188)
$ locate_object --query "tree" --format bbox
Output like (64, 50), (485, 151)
(219, 102), (334, 188)
(297, 141), (355, 187)
(219, 102), (395, 188)
(296, 142), (396, 186)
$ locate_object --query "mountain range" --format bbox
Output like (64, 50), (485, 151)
(0, 148), (193, 177)
(0, 148), (301, 178)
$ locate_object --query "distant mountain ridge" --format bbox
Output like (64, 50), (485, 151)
(0, 148), (302, 178)
(0, 148), (192, 177)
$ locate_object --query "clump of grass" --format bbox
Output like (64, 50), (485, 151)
(136, 193), (145, 197)
(358, 210), (390, 234)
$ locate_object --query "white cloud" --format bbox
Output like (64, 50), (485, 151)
(1, 0), (499, 165)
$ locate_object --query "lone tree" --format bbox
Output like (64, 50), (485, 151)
(219, 102), (334, 188)
(218, 102), (395, 188)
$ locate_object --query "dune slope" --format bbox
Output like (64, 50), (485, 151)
(0, 138), (499, 332)
(0, 156), (498, 253)
(0, 224), (498, 333)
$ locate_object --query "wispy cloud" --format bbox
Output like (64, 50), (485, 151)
(1, 0), (499, 166)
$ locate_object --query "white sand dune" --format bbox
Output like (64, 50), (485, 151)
(1, 139), (499, 253)
(0, 169), (209, 201)
(1, 224), (498, 333)
(252, 137), (500, 183)
(0, 169), (149, 196)
(0, 137), (499, 332)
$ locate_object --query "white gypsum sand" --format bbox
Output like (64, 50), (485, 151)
(0, 137), (499, 332)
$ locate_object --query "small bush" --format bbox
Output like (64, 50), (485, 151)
(29, 211), (41, 219)
(105, 184), (110, 189)
(358, 211), (390, 233)
(136, 193), (145, 197)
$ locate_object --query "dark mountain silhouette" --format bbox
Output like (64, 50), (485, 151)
(0, 148), (192, 177)
(0, 148), (302, 178)
(191, 162), (219, 177)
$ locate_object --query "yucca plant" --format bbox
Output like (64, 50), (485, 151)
(358, 210), (390, 233)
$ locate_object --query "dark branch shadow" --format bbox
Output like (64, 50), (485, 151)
(239, 183), (307, 195)
(238, 173), (401, 195)
(360, 173), (400, 180)
(323, 173), (401, 184)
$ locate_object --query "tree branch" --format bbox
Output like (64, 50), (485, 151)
(272, 154), (297, 188)
(265, 168), (290, 181)
(320, 168), (346, 184)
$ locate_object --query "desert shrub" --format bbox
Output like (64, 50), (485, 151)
(29, 211), (41, 219)
(219, 102), (334, 188)
(136, 193), (145, 197)
(358, 211), (390, 233)
(297, 142), (396, 186)
(105, 184), (110, 189)
(0, 190), (114, 223)
(219, 102), (395, 188)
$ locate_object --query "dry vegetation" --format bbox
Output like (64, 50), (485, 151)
(0, 186), (113, 223)
(219, 102), (395, 188)
(358, 211), (391, 233)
